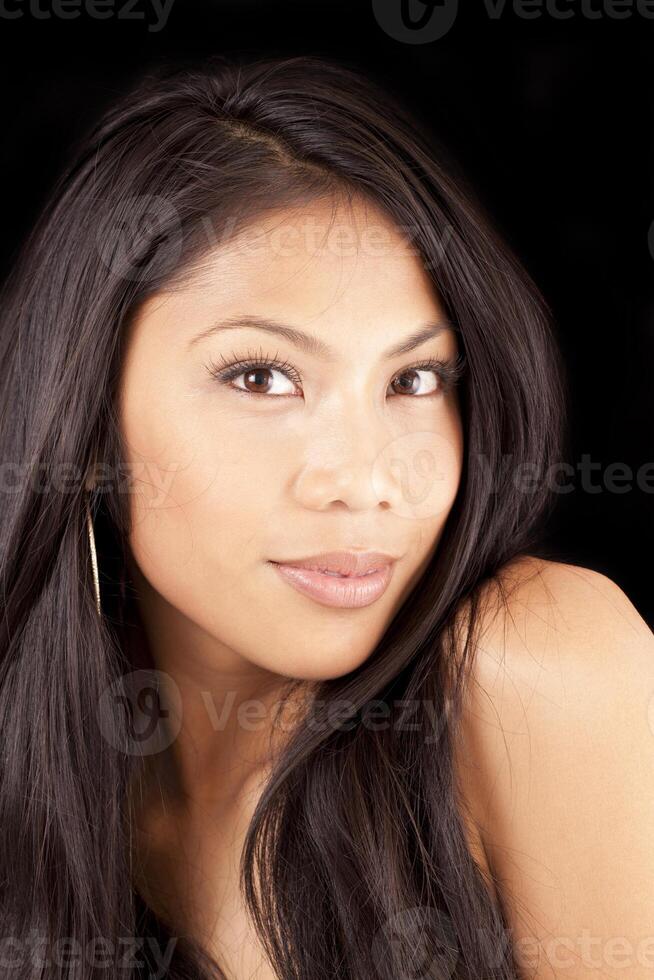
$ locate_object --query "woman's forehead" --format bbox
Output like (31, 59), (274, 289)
(128, 200), (445, 340)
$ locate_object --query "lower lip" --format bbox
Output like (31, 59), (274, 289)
(269, 561), (395, 609)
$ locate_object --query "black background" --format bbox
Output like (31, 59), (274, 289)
(1, 0), (652, 625)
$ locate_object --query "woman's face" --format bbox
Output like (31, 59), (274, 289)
(118, 195), (464, 683)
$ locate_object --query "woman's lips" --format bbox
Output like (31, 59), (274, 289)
(269, 560), (395, 608)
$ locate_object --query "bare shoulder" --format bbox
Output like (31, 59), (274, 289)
(453, 556), (654, 979)
(468, 554), (651, 656)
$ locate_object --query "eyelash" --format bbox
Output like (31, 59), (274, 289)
(204, 347), (467, 401)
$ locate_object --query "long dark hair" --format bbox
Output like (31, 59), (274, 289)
(0, 54), (567, 978)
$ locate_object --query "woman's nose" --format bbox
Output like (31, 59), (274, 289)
(291, 407), (401, 513)
(291, 408), (459, 520)
(294, 456), (400, 512)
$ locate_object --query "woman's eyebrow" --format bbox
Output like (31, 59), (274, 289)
(187, 314), (453, 360)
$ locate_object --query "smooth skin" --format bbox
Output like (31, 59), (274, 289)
(455, 557), (654, 979)
(118, 193), (654, 979)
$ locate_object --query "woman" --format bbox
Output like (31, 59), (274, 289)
(0, 54), (652, 980)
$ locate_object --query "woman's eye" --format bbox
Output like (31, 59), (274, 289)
(231, 366), (298, 397)
(228, 366), (443, 398)
(207, 354), (462, 400)
(388, 368), (442, 397)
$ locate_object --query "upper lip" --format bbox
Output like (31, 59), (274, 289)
(271, 550), (398, 576)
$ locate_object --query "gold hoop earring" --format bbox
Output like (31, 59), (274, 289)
(85, 493), (101, 617)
